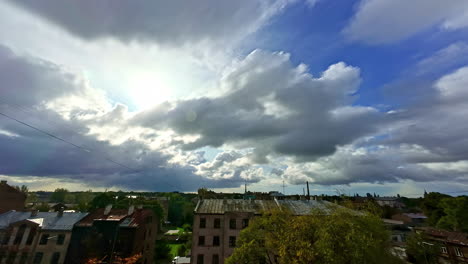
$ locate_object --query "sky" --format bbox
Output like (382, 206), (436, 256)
(1, 0), (468, 197)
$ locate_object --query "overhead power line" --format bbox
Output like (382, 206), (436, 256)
(0, 110), (136, 172)
(0, 109), (186, 192)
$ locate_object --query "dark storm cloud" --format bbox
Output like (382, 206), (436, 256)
(7, 0), (291, 46)
(0, 44), (251, 191)
(0, 45), (82, 107)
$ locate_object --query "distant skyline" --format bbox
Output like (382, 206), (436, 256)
(1, 0), (468, 196)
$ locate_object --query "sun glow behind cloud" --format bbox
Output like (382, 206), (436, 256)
(126, 72), (172, 110)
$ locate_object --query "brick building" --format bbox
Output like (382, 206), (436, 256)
(66, 205), (158, 264)
(0, 181), (26, 214)
(417, 227), (468, 264)
(191, 199), (333, 264)
(0, 209), (88, 264)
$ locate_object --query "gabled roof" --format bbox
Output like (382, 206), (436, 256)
(0, 182), (26, 197)
(277, 200), (333, 215)
(0, 210), (88, 230)
(194, 199), (334, 215)
(194, 199), (278, 214)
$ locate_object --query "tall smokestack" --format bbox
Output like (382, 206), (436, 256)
(306, 181), (310, 201)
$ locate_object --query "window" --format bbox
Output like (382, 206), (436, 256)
(198, 236), (205, 246)
(14, 224), (27, 245)
(57, 234), (65, 245)
(50, 252), (60, 264)
(214, 218), (221, 229)
(26, 227), (37, 245)
(213, 236), (220, 246)
(39, 234), (49, 245)
(199, 218), (206, 228)
(242, 219), (249, 228)
(212, 254), (220, 264)
(441, 247), (447, 254)
(19, 252), (28, 264)
(197, 254), (204, 264)
(229, 219), (236, 229)
(33, 252), (43, 264)
(229, 236), (236, 248)
(455, 247), (463, 257)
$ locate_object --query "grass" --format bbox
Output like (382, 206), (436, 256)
(168, 243), (183, 258)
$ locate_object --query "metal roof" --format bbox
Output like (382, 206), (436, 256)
(195, 199), (278, 214)
(195, 199), (334, 215)
(277, 200), (333, 215)
(76, 208), (153, 228)
(0, 210), (88, 231)
(403, 213), (427, 219)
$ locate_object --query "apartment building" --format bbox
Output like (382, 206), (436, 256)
(66, 205), (158, 264)
(416, 227), (468, 264)
(0, 209), (88, 264)
(191, 199), (333, 264)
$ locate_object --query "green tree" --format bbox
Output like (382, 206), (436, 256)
(154, 239), (171, 263)
(50, 188), (69, 203)
(226, 207), (404, 264)
(406, 232), (440, 264)
(89, 192), (116, 210)
(437, 196), (468, 232)
(36, 202), (50, 212)
(26, 192), (38, 204)
(421, 192), (451, 227)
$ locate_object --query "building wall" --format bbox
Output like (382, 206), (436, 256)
(438, 243), (468, 264)
(0, 225), (71, 264)
(191, 212), (254, 264)
(66, 209), (158, 264)
(130, 210), (158, 264)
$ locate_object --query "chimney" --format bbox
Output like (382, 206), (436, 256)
(128, 205), (135, 215)
(57, 207), (64, 217)
(1, 180), (6, 185)
(104, 204), (112, 215)
(31, 209), (38, 217)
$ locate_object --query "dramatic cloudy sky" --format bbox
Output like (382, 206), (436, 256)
(1, 0), (468, 196)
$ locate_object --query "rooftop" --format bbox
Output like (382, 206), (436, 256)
(403, 213), (427, 219)
(0, 210), (88, 231)
(419, 227), (468, 245)
(76, 208), (153, 228)
(194, 199), (334, 215)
